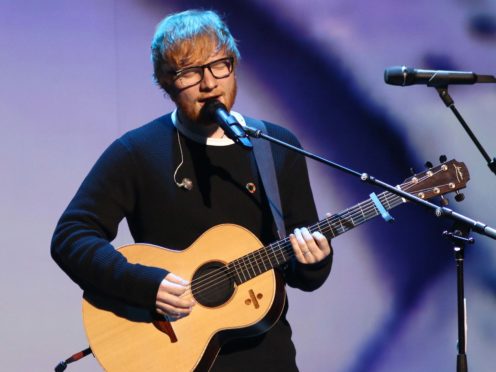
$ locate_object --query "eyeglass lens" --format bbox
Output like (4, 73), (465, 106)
(176, 58), (233, 88)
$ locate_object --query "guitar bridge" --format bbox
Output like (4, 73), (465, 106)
(152, 313), (178, 343)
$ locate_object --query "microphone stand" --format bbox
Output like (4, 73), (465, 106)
(443, 223), (474, 372)
(435, 86), (496, 176)
(244, 125), (496, 239)
(244, 125), (496, 372)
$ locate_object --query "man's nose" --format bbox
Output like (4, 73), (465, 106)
(200, 68), (218, 90)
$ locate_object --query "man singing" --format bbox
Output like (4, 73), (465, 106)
(52, 9), (332, 371)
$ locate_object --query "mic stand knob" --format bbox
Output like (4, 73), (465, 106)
(455, 191), (465, 202)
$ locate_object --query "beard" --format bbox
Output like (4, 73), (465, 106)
(174, 77), (237, 128)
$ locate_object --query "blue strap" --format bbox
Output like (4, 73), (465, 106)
(369, 192), (394, 222)
(245, 117), (286, 238)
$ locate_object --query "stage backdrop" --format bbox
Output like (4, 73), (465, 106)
(1, 0), (495, 371)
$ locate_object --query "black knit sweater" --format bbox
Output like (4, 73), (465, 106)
(51, 113), (332, 370)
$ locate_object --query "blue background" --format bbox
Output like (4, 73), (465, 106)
(1, 0), (495, 370)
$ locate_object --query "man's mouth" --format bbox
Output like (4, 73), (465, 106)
(198, 95), (221, 103)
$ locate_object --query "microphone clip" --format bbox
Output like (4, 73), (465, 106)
(203, 100), (253, 149)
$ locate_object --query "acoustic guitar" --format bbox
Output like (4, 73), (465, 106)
(83, 159), (469, 371)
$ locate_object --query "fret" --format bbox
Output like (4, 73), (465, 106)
(237, 259), (248, 283)
(246, 254), (256, 278)
(383, 193), (391, 209)
(319, 218), (332, 236)
(272, 244), (281, 266)
(346, 208), (355, 226)
(371, 203), (379, 217)
(276, 242), (287, 264)
(337, 215), (345, 234)
(240, 259), (250, 281)
(251, 253), (259, 277)
(358, 201), (367, 221)
(365, 200), (376, 219)
(252, 250), (263, 275)
(281, 240), (292, 261)
(355, 204), (365, 224)
(337, 213), (345, 231)
(264, 246), (272, 269)
(267, 244), (281, 270)
(279, 240), (290, 262)
(345, 215), (355, 230)
(328, 223), (336, 238)
(228, 262), (242, 285)
(333, 212), (356, 236)
(260, 248), (269, 272)
(322, 218), (335, 238)
(256, 251), (264, 274)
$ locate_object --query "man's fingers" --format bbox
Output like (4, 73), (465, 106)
(290, 232), (308, 264)
(166, 272), (189, 286)
(161, 281), (188, 296)
(156, 273), (195, 317)
(156, 299), (193, 313)
(302, 228), (325, 260)
(291, 227), (332, 265)
(156, 292), (194, 316)
(161, 274), (191, 296)
(155, 302), (193, 317)
(312, 231), (331, 256)
(294, 228), (316, 263)
(157, 291), (193, 308)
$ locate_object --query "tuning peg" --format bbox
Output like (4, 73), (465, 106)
(454, 191), (465, 202)
(440, 195), (449, 206)
(439, 154), (447, 163)
(425, 161), (433, 169)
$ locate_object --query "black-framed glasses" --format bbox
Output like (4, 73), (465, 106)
(171, 57), (234, 89)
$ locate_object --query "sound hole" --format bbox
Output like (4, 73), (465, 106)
(192, 261), (235, 307)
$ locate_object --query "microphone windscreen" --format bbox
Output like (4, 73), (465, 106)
(201, 99), (226, 122)
(384, 66), (410, 85)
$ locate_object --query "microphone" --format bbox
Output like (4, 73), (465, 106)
(384, 66), (496, 87)
(202, 100), (252, 149)
(176, 177), (193, 191)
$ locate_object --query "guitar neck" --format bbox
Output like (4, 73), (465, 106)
(229, 190), (404, 285)
(313, 190), (403, 240)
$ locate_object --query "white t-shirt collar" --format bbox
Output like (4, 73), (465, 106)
(171, 109), (246, 146)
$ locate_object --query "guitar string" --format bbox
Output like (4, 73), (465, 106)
(178, 190), (402, 301)
(179, 194), (406, 303)
(175, 170), (451, 301)
(179, 206), (370, 301)
(178, 179), (446, 302)
(177, 175), (446, 302)
(181, 167), (448, 297)
(176, 190), (402, 302)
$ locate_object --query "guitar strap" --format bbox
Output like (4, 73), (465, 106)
(244, 117), (286, 239)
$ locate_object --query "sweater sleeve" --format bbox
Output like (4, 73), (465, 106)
(50, 138), (168, 308)
(267, 124), (333, 292)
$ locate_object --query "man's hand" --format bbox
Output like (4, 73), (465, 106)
(155, 272), (195, 319)
(289, 225), (332, 265)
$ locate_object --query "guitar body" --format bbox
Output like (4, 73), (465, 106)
(82, 159), (470, 371)
(82, 224), (286, 371)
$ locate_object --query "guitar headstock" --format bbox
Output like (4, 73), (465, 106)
(399, 159), (470, 201)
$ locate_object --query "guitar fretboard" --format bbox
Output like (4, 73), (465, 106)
(228, 190), (404, 285)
